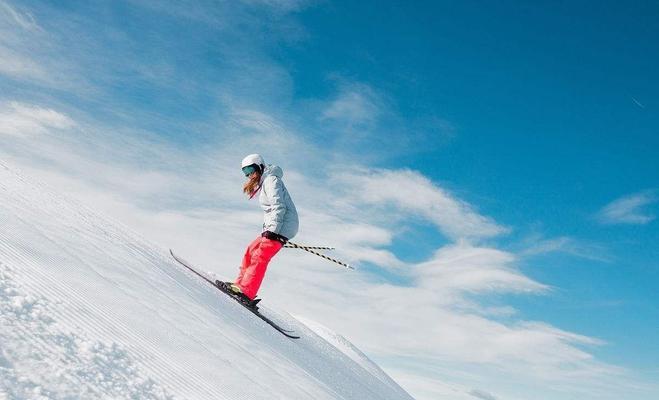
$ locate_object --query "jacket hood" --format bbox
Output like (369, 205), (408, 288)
(262, 164), (283, 179)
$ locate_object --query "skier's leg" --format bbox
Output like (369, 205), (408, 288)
(237, 237), (283, 300)
(235, 236), (261, 285)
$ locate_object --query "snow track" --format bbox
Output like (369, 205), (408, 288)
(0, 162), (414, 400)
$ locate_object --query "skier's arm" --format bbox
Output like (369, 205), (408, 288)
(264, 175), (287, 235)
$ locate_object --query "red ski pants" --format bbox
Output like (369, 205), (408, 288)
(235, 236), (283, 300)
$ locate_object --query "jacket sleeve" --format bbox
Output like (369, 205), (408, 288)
(263, 175), (287, 235)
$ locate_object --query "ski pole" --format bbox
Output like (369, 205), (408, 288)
(286, 240), (354, 270)
(283, 244), (335, 250)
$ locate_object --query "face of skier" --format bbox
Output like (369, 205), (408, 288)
(242, 165), (258, 177)
(242, 164), (262, 197)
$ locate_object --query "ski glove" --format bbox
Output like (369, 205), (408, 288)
(262, 230), (288, 245)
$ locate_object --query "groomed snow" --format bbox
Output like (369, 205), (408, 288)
(0, 161), (414, 400)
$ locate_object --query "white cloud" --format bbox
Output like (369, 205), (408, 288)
(0, 2), (87, 89)
(388, 370), (476, 400)
(233, 108), (288, 134)
(321, 82), (383, 128)
(0, 0), (41, 31)
(315, 79), (456, 160)
(519, 234), (611, 262)
(598, 191), (657, 225)
(332, 168), (508, 241)
(241, 0), (310, 13)
(0, 45), (50, 82)
(469, 389), (498, 400)
(0, 1), (49, 82)
(0, 102), (75, 137)
(416, 242), (548, 294)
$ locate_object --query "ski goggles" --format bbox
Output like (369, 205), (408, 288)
(242, 165), (258, 177)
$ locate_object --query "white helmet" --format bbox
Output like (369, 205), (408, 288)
(241, 153), (265, 168)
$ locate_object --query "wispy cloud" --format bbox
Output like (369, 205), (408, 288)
(519, 234), (611, 262)
(0, 46), (50, 82)
(416, 242), (548, 294)
(332, 168), (509, 241)
(0, 0), (41, 31)
(0, 101), (75, 137)
(631, 97), (645, 109)
(321, 82), (383, 128)
(241, 0), (311, 13)
(0, 1), (49, 83)
(469, 389), (498, 400)
(0, 1), (91, 90)
(598, 191), (657, 225)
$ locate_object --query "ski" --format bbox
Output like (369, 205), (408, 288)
(169, 249), (300, 339)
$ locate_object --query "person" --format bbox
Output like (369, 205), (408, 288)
(220, 154), (298, 307)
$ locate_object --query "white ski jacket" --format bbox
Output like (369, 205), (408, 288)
(258, 165), (298, 240)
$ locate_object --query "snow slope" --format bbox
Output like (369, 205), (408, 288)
(0, 161), (414, 400)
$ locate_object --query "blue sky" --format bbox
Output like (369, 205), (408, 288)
(1, 1), (658, 399)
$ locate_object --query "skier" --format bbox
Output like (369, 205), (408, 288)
(220, 154), (299, 307)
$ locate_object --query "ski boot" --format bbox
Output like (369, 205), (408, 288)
(215, 281), (261, 309)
